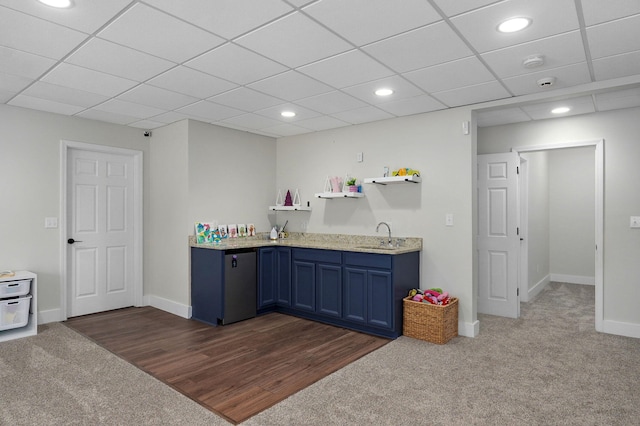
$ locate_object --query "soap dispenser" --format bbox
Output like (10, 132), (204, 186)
(270, 226), (278, 240)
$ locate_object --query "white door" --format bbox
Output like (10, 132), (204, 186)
(67, 148), (135, 317)
(477, 152), (520, 318)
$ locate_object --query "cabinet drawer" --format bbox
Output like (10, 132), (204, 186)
(292, 248), (341, 264)
(343, 252), (391, 269)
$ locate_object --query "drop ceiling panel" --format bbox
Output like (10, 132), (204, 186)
(22, 81), (108, 108)
(144, 0), (293, 39)
(117, 84), (199, 110)
(294, 115), (350, 132)
(450, 0), (580, 53)
(520, 96), (596, 120)
(595, 87), (640, 112)
(432, 81), (512, 107)
(221, 113), (283, 130)
(586, 14), (640, 59)
(0, 0), (134, 34)
(342, 75), (425, 105)
(303, 0), (441, 46)
(247, 71), (333, 101)
(236, 12), (352, 68)
(147, 66), (237, 99)
(363, 22), (473, 73)
(185, 44), (287, 85)
(261, 123), (313, 137)
(97, 3), (224, 63)
(255, 103), (321, 122)
(176, 100), (244, 122)
(592, 51), (640, 81)
(405, 56), (496, 93)
(42, 63), (138, 97)
(432, 0), (503, 18)
(295, 91), (368, 115)
(481, 31), (586, 79)
(331, 106), (394, 125)
(76, 108), (139, 125)
(8, 94), (85, 115)
(297, 50), (394, 89)
(376, 94), (447, 116)
(580, 0), (640, 26)
(208, 88), (284, 112)
(0, 6), (87, 59)
(66, 38), (176, 82)
(502, 62), (592, 96)
(0, 72), (33, 93)
(476, 106), (532, 127)
(0, 46), (57, 79)
(128, 119), (166, 129)
(92, 99), (165, 120)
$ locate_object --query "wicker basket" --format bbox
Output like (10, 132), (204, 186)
(403, 297), (458, 344)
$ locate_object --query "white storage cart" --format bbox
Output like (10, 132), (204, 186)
(0, 271), (37, 342)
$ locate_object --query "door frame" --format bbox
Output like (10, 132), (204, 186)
(512, 139), (604, 332)
(60, 140), (144, 320)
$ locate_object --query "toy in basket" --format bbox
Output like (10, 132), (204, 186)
(403, 288), (458, 344)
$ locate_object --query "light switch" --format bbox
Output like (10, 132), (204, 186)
(356, 152), (363, 162)
(45, 217), (58, 228)
(631, 216), (640, 228)
(446, 213), (454, 226)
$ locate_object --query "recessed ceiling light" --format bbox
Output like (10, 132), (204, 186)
(551, 107), (571, 114)
(375, 88), (393, 97)
(497, 17), (531, 33)
(38, 0), (73, 8)
(281, 111), (296, 118)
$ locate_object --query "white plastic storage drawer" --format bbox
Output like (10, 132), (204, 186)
(1, 295), (32, 331)
(0, 279), (31, 298)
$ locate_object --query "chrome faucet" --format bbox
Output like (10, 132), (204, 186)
(376, 222), (392, 247)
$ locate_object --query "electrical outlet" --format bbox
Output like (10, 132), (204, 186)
(631, 216), (640, 228)
(44, 217), (58, 228)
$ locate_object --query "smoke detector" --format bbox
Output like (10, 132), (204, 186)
(537, 77), (556, 88)
(523, 54), (545, 69)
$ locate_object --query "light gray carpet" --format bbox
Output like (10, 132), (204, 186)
(2, 282), (639, 425)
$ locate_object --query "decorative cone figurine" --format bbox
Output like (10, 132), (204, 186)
(284, 190), (293, 206)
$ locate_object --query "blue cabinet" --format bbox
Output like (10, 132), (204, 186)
(292, 259), (315, 312)
(190, 247), (223, 326)
(258, 247), (291, 311)
(292, 248), (342, 316)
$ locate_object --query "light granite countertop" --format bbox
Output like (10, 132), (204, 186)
(189, 232), (421, 255)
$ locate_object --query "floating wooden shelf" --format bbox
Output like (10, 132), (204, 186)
(314, 192), (365, 199)
(363, 175), (422, 185)
(269, 205), (311, 211)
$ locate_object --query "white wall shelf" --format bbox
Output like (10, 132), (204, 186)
(269, 205), (311, 211)
(363, 175), (422, 185)
(315, 192), (365, 199)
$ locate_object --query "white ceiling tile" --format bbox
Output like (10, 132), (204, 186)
(208, 88), (284, 112)
(75, 108), (138, 125)
(595, 87), (640, 112)
(128, 119), (166, 130)
(97, 3), (224, 63)
(148, 66), (237, 99)
(592, 51), (640, 81)
(66, 38), (175, 82)
(261, 123), (313, 137)
(0, 46), (56, 79)
(221, 113), (283, 130)
(342, 75), (425, 105)
(0, 72), (33, 93)
(450, 0), (580, 53)
(0, 6), (87, 59)
(93, 99), (166, 119)
(502, 62), (592, 96)
(363, 22), (473, 73)
(431, 0), (503, 18)
(185, 43), (287, 85)
(235, 12), (352, 68)
(42, 63), (138, 97)
(376, 94), (447, 116)
(520, 96), (595, 120)
(149, 111), (190, 124)
(8, 94), (85, 115)
(255, 103), (321, 122)
(286, 0), (316, 7)
(587, 14), (640, 59)
(0, 0), (133, 34)
(481, 31), (586, 78)
(476, 107), (532, 127)
(0, 89), (15, 103)
(144, 0), (293, 39)
(177, 100), (244, 122)
(294, 115), (351, 132)
(405, 57), (495, 93)
(581, 0), (640, 26)
(22, 81), (108, 108)
(117, 84), (199, 110)
(298, 50), (394, 88)
(331, 106), (394, 125)
(303, 0), (441, 46)
(295, 91), (368, 115)
(432, 80), (512, 107)
(247, 71), (333, 101)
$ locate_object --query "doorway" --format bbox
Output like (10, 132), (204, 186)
(60, 140), (143, 320)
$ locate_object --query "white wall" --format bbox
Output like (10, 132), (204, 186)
(478, 107), (640, 337)
(276, 108), (477, 335)
(0, 104), (149, 321)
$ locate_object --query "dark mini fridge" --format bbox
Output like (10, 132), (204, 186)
(222, 248), (257, 325)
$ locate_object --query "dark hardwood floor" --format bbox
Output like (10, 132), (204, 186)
(65, 307), (389, 424)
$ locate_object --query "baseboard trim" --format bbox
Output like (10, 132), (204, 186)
(145, 295), (192, 319)
(459, 320), (479, 338)
(602, 319), (640, 339)
(527, 274), (550, 301)
(38, 308), (63, 325)
(549, 273), (595, 285)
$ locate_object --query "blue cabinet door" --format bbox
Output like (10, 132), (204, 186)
(258, 247), (276, 309)
(293, 260), (315, 312)
(276, 247), (291, 306)
(368, 269), (393, 329)
(343, 266), (367, 324)
(317, 263), (342, 318)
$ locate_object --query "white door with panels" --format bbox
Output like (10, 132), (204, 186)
(67, 148), (135, 317)
(477, 152), (520, 318)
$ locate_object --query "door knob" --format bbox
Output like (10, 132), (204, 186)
(67, 238), (83, 244)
